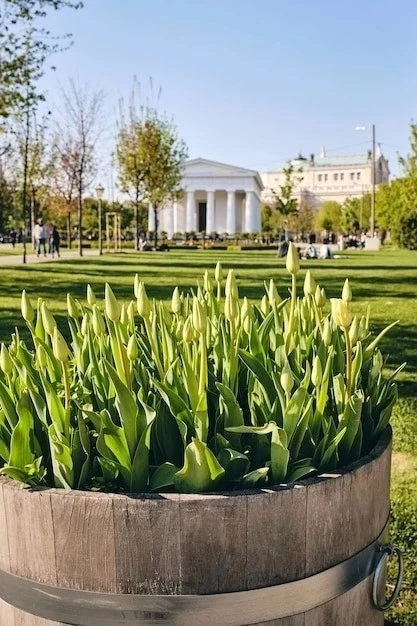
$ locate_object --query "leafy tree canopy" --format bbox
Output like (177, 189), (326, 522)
(0, 0), (82, 120)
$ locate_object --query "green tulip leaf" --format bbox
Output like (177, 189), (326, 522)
(174, 438), (225, 493)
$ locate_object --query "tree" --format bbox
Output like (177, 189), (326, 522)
(291, 200), (315, 238)
(118, 108), (187, 250)
(342, 194), (371, 234)
(0, 0), (82, 122)
(270, 162), (303, 239)
(315, 201), (342, 234)
(117, 81), (154, 249)
(54, 80), (104, 255)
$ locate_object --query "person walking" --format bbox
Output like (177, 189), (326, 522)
(33, 219), (47, 257)
(50, 224), (61, 258)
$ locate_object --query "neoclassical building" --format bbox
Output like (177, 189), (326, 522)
(150, 158), (263, 236)
(261, 149), (390, 207)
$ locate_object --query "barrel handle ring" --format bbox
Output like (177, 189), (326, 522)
(372, 544), (404, 611)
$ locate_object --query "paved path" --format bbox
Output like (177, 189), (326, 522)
(0, 246), (100, 267)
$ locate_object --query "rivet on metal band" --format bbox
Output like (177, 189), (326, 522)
(0, 519), (393, 626)
(372, 544), (404, 611)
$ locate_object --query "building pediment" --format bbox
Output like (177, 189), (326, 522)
(185, 158), (263, 189)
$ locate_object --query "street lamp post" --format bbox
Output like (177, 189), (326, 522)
(95, 184), (105, 256)
(355, 125), (376, 237)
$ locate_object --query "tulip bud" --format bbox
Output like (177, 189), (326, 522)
(260, 295), (269, 316)
(120, 304), (128, 326)
(225, 269), (238, 299)
(224, 293), (239, 323)
(342, 279), (352, 302)
(303, 270), (316, 297)
(86, 284), (97, 306)
(331, 298), (352, 328)
(171, 286), (181, 314)
(137, 282), (151, 319)
(0, 344), (13, 375)
(134, 273), (140, 298)
(105, 284), (121, 322)
(21, 290), (35, 323)
(127, 301), (136, 325)
(41, 303), (57, 336)
(183, 316), (194, 343)
(67, 293), (80, 319)
(323, 318), (332, 346)
(280, 363), (294, 394)
(127, 335), (139, 361)
(34, 299), (45, 342)
(268, 279), (281, 305)
(81, 313), (89, 336)
(349, 316), (359, 344)
(286, 242), (300, 275)
(192, 297), (207, 334)
(215, 261), (223, 282)
(92, 305), (106, 336)
(203, 270), (212, 293)
(300, 298), (310, 321)
(52, 327), (70, 362)
(311, 355), (323, 387)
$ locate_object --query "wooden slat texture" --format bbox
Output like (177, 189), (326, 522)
(3, 487), (56, 586)
(349, 437), (391, 555)
(246, 486), (307, 587)
(51, 491), (116, 593)
(0, 479), (10, 573)
(113, 493), (181, 594)
(305, 471), (352, 576)
(179, 493), (247, 594)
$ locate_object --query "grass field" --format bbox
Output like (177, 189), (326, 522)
(0, 247), (416, 623)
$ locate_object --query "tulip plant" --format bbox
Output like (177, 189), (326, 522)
(0, 244), (402, 493)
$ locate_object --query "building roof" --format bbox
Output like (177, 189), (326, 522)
(313, 154), (372, 167)
(184, 158), (264, 190)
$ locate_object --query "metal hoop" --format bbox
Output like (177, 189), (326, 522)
(372, 544), (404, 611)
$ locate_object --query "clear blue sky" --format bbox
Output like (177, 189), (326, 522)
(41, 0), (417, 181)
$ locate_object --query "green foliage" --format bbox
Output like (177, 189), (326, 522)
(0, 257), (400, 493)
(0, 0), (82, 121)
(117, 88), (187, 248)
(315, 201), (342, 233)
(270, 162), (303, 218)
(342, 194), (371, 233)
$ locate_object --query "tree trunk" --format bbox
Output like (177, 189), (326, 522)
(67, 212), (71, 250)
(135, 202), (139, 250)
(78, 192), (83, 257)
(154, 206), (158, 250)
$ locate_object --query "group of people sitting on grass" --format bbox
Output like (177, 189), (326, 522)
(278, 240), (332, 260)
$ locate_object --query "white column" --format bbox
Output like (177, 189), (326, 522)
(148, 203), (155, 232)
(166, 203), (174, 238)
(226, 190), (236, 235)
(206, 190), (215, 234)
(245, 191), (260, 233)
(186, 191), (195, 232)
(173, 201), (179, 234)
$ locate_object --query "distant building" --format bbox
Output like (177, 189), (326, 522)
(261, 148), (390, 207)
(153, 158), (263, 236)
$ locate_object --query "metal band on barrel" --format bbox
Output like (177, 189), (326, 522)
(0, 519), (389, 626)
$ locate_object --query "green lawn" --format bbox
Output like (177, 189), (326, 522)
(0, 247), (416, 623)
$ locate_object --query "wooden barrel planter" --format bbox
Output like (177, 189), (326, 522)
(0, 427), (397, 626)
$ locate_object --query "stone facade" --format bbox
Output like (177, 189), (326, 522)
(261, 150), (390, 207)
